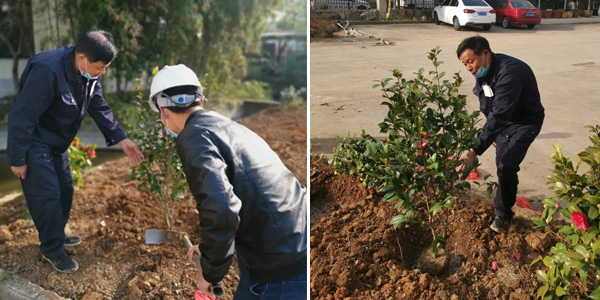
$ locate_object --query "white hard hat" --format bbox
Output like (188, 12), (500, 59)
(148, 64), (203, 112)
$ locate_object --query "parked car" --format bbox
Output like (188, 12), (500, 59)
(485, 0), (541, 28)
(311, 0), (371, 10)
(433, 0), (496, 31)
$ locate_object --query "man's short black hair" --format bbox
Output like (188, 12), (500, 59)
(74, 29), (118, 64)
(456, 36), (492, 59)
(163, 85), (199, 96)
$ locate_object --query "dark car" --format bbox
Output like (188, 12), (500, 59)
(486, 0), (541, 28)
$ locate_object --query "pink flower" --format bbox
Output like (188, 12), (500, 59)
(88, 150), (96, 158)
(491, 261), (498, 271)
(82, 145), (90, 151)
(417, 139), (428, 149)
(515, 253), (521, 260)
(515, 198), (533, 210)
(571, 211), (589, 231)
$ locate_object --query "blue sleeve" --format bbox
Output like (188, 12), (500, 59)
(7, 64), (55, 166)
(177, 130), (241, 285)
(474, 65), (523, 155)
(87, 81), (126, 146)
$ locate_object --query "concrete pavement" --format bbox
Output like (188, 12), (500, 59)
(310, 22), (600, 209)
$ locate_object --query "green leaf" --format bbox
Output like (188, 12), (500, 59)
(555, 286), (565, 296)
(537, 285), (549, 298)
(537, 269), (548, 282)
(574, 245), (588, 258)
(390, 214), (406, 229)
(431, 202), (442, 215)
(589, 286), (600, 300)
(589, 206), (599, 220)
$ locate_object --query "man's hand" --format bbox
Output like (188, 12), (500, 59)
(11, 165), (27, 179)
(118, 139), (144, 164)
(187, 245), (219, 296)
(459, 149), (477, 166)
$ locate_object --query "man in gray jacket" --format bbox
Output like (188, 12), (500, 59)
(148, 64), (307, 299)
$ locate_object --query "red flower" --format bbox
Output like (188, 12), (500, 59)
(417, 139), (428, 149)
(163, 130), (168, 137)
(364, 134), (371, 139)
(82, 145), (90, 151)
(382, 138), (388, 143)
(571, 211), (589, 231)
(88, 150), (96, 158)
(412, 166), (426, 173)
(72, 140), (79, 148)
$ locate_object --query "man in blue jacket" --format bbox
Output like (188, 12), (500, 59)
(7, 29), (144, 273)
(457, 36), (544, 234)
(148, 64), (307, 299)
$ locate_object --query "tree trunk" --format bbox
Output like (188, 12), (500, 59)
(11, 54), (20, 91)
(387, 0), (392, 18)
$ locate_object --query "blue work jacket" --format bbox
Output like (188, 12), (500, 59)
(472, 53), (545, 155)
(7, 46), (126, 166)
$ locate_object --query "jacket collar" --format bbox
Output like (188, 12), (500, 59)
(184, 108), (207, 128)
(63, 46), (80, 82)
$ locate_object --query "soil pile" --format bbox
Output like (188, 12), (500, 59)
(310, 156), (581, 300)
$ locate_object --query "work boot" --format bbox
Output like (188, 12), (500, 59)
(490, 216), (511, 234)
(64, 236), (81, 247)
(43, 253), (79, 273)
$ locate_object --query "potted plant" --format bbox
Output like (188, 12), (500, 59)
(552, 9), (563, 17)
(542, 9), (553, 17)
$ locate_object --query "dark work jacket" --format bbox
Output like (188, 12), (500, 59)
(7, 46), (126, 166)
(176, 110), (307, 284)
(472, 53), (545, 155)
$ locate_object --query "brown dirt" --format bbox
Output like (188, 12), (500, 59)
(310, 156), (584, 300)
(0, 103), (306, 300)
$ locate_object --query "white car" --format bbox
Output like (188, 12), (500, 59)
(433, 0), (496, 31)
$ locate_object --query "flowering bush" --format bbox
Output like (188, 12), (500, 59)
(533, 125), (600, 299)
(126, 75), (188, 230)
(68, 137), (97, 187)
(329, 47), (493, 252)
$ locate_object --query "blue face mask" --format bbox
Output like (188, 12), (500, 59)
(165, 127), (178, 138)
(162, 109), (178, 138)
(79, 58), (99, 80)
(474, 55), (489, 79)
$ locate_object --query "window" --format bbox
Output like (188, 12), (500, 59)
(510, 0), (535, 8)
(462, 0), (490, 6)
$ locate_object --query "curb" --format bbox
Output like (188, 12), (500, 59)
(0, 268), (68, 300)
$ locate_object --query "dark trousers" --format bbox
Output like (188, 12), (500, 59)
(233, 255), (307, 300)
(493, 124), (541, 219)
(20, 144), (73, 258)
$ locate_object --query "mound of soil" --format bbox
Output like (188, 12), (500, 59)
(0, 103), (306, 299)
(310, 156), (582, 300)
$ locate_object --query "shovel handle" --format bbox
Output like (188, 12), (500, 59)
(183, 234), (225, 297)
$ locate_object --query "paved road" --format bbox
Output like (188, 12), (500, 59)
(310, 22), (600, 208)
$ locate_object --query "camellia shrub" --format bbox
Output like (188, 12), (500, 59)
(68, 136), (97, 187)
(533, 125), (600, 299)
(329, 47), (489, 252)
(126, 74), (188, 230)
